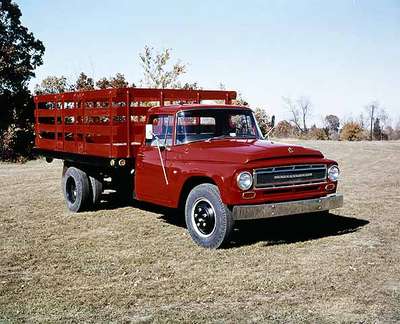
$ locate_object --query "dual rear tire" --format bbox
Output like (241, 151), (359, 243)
(62, 166), (103, 212)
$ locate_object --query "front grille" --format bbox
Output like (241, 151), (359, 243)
(254, 164), (327, 188)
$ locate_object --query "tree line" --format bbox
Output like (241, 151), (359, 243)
(1, 1), (399, 162)
(270, 98), (399, 141)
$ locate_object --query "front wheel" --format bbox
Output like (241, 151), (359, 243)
(185, 184), (234, 249)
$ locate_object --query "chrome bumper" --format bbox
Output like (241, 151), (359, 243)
(232, 194), (343, 221)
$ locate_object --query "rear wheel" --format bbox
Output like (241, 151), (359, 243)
(89, 174), (103, 206)
(185, 184), (234, 249)
(62, 166), (91, 212)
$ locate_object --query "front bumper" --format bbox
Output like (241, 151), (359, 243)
(232, 193), (343, 220)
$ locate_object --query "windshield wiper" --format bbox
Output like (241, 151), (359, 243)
(205, 134), (257, 142)
(205, 134), (231, 142)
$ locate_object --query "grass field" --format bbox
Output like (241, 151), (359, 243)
(1, 140), (399, 323)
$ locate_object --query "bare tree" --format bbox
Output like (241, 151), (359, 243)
(365, 101), (379, 140)
(298, 97), (311, 132)
(283, 96), (312, 133)
(378, 108), (389, 131)
(139, 45), (186, 88)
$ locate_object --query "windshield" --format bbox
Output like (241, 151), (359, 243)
(176, 109), (262, 144)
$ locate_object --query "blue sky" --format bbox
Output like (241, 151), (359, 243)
(17, 0), (400, 126)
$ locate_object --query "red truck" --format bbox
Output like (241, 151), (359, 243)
(34, 87), (343, 248)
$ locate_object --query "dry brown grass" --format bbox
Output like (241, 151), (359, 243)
(1, 140), (399, 323)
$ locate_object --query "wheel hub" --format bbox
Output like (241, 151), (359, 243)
(66, 177), (77, 203)
(192, 199), (216, 236)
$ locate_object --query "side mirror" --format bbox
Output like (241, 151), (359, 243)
(145, 124), (153, 140)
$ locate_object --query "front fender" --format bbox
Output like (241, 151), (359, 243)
(169, 162), (238, 207)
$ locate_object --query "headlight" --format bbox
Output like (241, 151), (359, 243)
(237, 171), (253, 190)
(327, 165), (340, 181)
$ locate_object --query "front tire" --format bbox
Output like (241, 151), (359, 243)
(62, 166), (91, 212)
(185, 184), (234, 249)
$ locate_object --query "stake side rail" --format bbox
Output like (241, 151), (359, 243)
(34, 87), (237, 159)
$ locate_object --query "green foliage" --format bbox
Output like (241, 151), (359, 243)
(74, 72), (94, 91)
(340, 122), (365, 141)
(0, 0), (44, 95)
(95, 73), (130, 89)
(0, 0), (44, 161)
(95, 77), (109, 89)
(0, 123), (34, 162)
(109, 73), (129, 88)
(139, 45), (187, 88)
(34, 75), (69, 94)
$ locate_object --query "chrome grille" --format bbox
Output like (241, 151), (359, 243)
(254, 164), (327, 188)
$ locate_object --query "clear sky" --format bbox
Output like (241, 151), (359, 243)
(17, 0), (400, 126)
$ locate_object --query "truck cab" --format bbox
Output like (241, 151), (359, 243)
(34, 88), (343, 248)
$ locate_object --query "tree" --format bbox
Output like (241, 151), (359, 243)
(273, 120), (299, 138)
(324, 114), (340, 140)
(373, 118), (382, 140)
(109, 73), (129, 88)
(253, 108), (272, 136)
(233, 92), (248, 106)
(0, 0), (45, 160)
(96, 77), (110, 89)
(383, 126), (395, 140)
(378, 107), (389, 134)
(96, 73), (132, 89)
(393, 121), (400, 140)
(340, 122), (365, 141)
(139, 45), (186, 88)
(34, 76), (69, 94)
(365, 101), (379, 141)
(283, 96), (311, 133)
(74, 72), (94, 91)
(181, 82), (201, 90)
(308, 124), (328, 140)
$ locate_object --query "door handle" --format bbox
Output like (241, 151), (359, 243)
(137, 153), (144, 157)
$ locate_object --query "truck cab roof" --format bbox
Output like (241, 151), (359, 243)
(148, 104), (251, 115)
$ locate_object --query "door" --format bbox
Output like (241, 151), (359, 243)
(135, 114), (174, 205)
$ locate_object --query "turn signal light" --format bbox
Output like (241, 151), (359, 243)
(325, 183), (335, 191)
(242, 191), (256, 199)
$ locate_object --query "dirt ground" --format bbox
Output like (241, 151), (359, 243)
(1, 140), (399, 323)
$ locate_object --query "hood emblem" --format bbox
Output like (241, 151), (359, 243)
(288, 147), (294, 153)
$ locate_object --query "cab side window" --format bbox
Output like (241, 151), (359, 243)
(146, 115), (174, 147)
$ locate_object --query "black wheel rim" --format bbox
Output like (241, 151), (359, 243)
(66, 177), (77, 204)
(192, 198), (216, 237)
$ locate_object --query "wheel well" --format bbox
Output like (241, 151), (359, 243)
(178, 176), (217, 210)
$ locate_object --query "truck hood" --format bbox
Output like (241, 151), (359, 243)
(183, 139), (323, 164)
